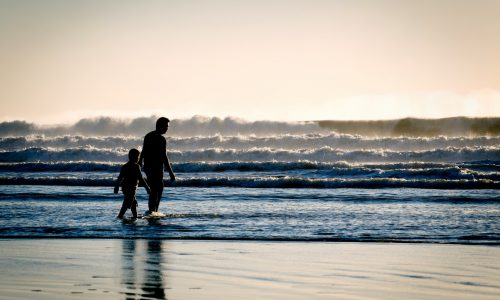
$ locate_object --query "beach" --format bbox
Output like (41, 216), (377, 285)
(0, 117), (499, 299)
(2, 0), (500, 298)
(0, 239), (499, 300)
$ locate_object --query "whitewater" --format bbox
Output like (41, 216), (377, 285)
(0, 116), (498, 242)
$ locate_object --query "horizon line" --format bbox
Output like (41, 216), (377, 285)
(1, 115), (500, 126)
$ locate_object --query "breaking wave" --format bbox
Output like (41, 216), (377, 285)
(0, 176), (497, 189)
(0, 161), (497, 181)
(1, 146), (498, 163)
(1, 116), (499, 137)
(1, 134), (498, 151)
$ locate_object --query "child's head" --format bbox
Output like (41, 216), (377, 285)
(128, 148), (140, 162)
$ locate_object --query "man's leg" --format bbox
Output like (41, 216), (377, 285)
(155, 185), (164, 212)
(148, 185), (157, 212)
(147, 173), (164, 212)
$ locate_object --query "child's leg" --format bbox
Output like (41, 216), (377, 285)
(117, 192), (134, 218)
(117, 201), (128, 218)
(130, 195), (138, 218)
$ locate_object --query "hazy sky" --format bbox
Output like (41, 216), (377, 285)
(1, 0), (499, 123)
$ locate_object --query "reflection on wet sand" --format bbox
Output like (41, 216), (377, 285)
(121, 240), (137, 299)
(0, 240), (498, 299)
(121, 240), (166, 300)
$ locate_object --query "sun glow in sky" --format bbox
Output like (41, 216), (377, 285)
(1, 0), (499, 123)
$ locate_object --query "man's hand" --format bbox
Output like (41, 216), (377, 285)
(170, 173), (176, 182)
(114, 186), (119, 194)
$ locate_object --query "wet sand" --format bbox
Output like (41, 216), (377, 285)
(0, 239), (499, 299)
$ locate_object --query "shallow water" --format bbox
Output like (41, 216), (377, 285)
(0, 186), (498, 243)
(1, 130), (499, 243)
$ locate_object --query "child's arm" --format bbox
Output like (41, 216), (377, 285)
(114, 169), (124, 194)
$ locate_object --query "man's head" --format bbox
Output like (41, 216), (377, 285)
(128, 148), (140, 163)
(156, 117), (170, 134)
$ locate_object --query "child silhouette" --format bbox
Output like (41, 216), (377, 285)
(114, 148), (151, 218)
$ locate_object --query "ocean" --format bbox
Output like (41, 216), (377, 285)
(0, 117), (499, 243)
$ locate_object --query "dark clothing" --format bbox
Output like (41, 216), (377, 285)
(140, 130), (172, 212)
(117, 161), (146, 191)
(115, 161), (148, 218)
(118, 191), (138, 218)
(146, 171), (164, 212)
(141, 131), (168, 174)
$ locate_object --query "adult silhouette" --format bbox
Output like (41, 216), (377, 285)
(139, 117), (176, 213)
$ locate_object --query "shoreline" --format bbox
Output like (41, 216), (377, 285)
(1, 236), (499, 246)
(1, 239), (499, 299)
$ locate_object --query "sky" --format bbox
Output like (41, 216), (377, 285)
(1, 0), (499, 124)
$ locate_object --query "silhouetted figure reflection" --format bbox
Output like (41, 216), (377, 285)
(142, 240), (166, 299)
(139, 117), (176, 213)
(121, 240), (138, 300)
(120, 240), (166, 300)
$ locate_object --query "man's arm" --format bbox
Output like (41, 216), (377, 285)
(164, 152), (175, 182)
(138, 152), (144, 167)
(139, 139), (146, 167)
(136, 166), (151, 194)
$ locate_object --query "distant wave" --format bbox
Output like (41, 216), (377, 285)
(0, 176), (497, 189)
(169, 134), (500, 151)
(0, 162), (121, 172)
(1, 116), (499, 137)
(318, 117), (500, 137)
(1, 134), (499, 152)
(0, 116), (323, 137)
(1, 161), (498, 181)
(0, 136), (141, 151)
(0, 147), (126, 162)
(1, 146), (498, 163)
